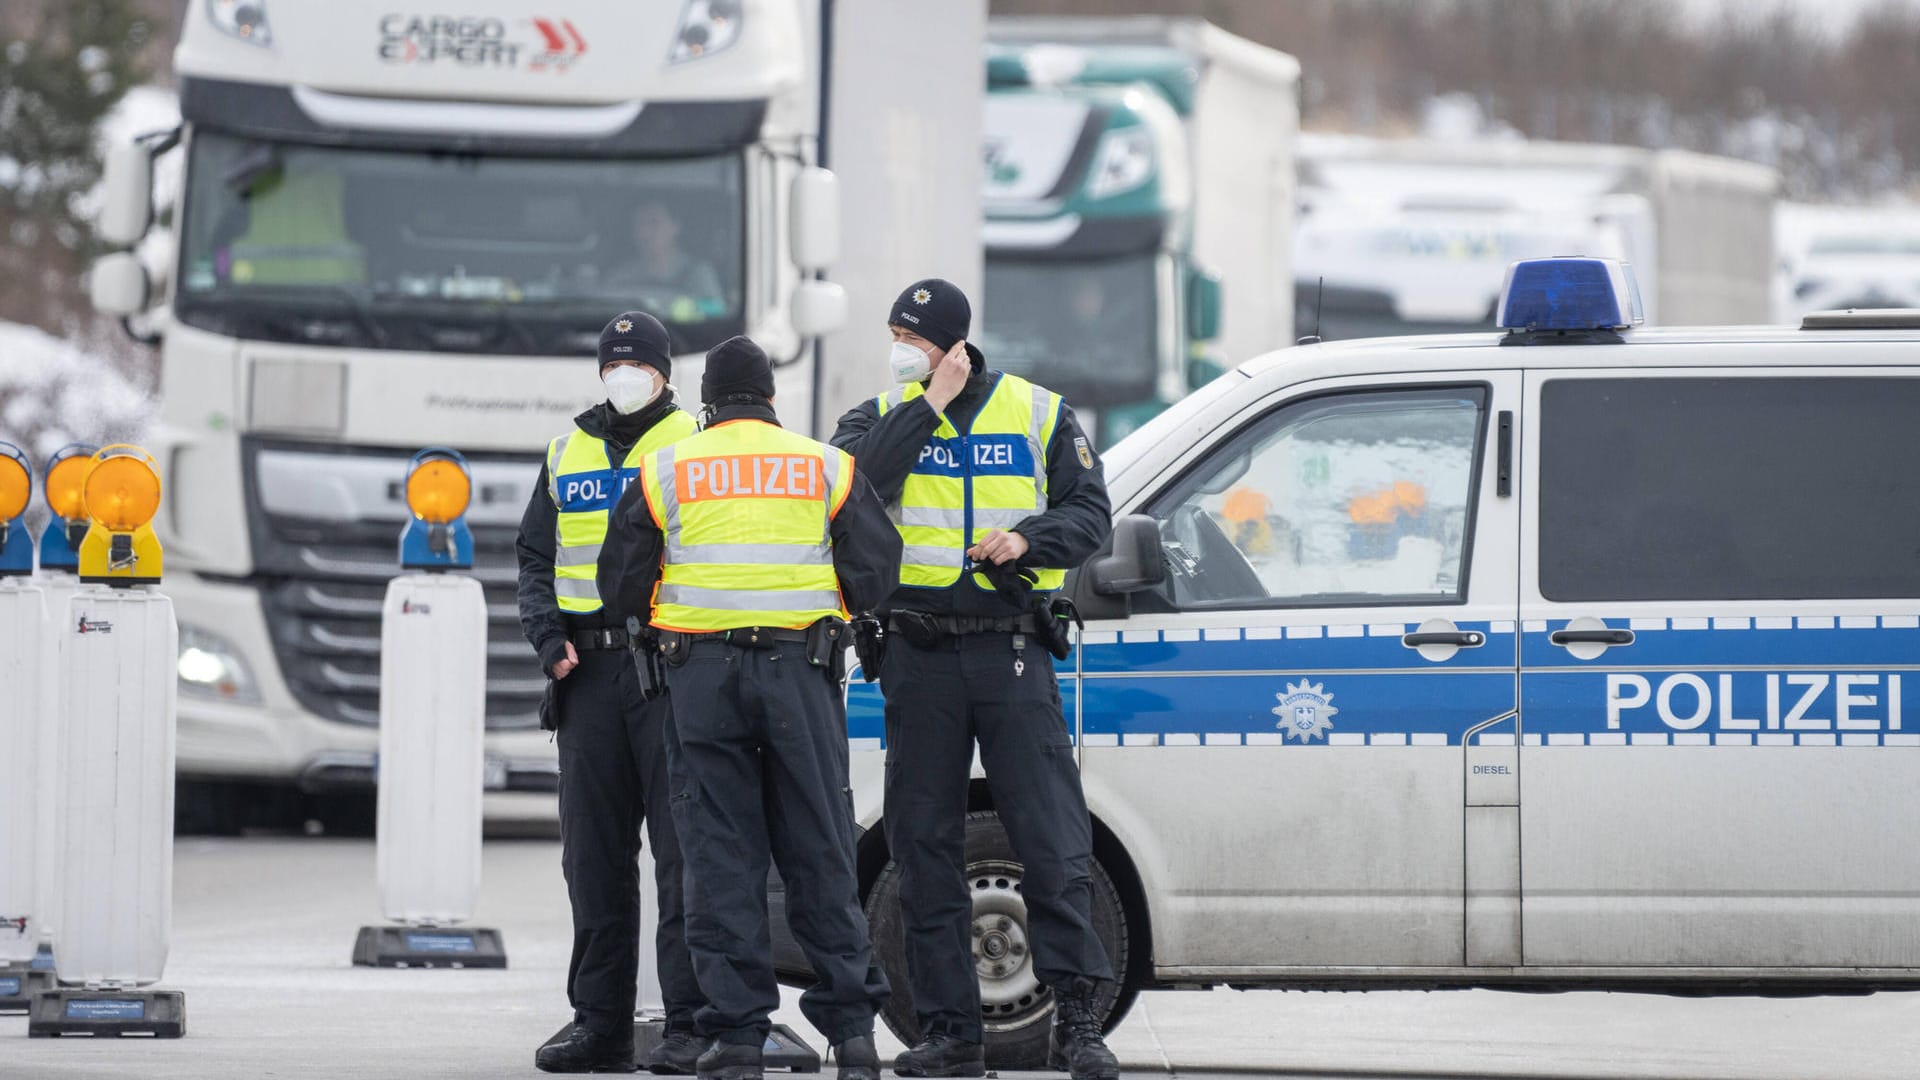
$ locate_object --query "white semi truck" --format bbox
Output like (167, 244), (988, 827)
(1294, 134), (1778, 338)
(980, 17), (1298, 446)
(88, 0), (984, 827)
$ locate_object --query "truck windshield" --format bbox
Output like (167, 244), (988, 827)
(176, 131), (745, 356)
(978, 255), (1157, 407)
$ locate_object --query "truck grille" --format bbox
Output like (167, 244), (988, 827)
(246, 440), (547, 730)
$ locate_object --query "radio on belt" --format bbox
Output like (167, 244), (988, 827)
(29, 444), (186, 1038)
(353, 448), (505, 969)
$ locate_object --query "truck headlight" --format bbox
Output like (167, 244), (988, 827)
(668, 0), (742, 64)
(1087, 128), (1154, 202)
(179, 625), (262, 704)
(207, 0), (272, 47)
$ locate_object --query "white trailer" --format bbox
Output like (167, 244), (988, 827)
(87, 0), (984, 820)
(1296, 134), (1777, 334)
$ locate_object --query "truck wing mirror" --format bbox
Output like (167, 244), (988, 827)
(1089, 514), (1167, 596)
(98, 139), (155, 249)
(791, 279), (848, 339)
(1185, 266), (1223, 343)
(790, 167), (841, 272)
(90, 253), (151, 317)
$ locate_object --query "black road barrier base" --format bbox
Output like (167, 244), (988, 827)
(28, 989), (185, 1038)
(0, 964), (55, 1014)
(352, 925), (507, 969)
(540, 1018), (822, 1073)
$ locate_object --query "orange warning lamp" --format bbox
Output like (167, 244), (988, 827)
(399, 448), (474, 570)
(78, 444), (164, 586)
(0, 443), (32, 576)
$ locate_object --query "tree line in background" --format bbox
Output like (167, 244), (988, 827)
(5, 0), (1920, 345)
(995, 0), (1920, 201)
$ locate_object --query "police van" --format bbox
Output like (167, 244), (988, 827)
(774, 257), (1920, 1068)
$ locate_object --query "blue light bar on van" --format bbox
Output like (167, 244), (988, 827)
(1496, 257), (1643, 333)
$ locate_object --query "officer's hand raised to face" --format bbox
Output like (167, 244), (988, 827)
(967, 528), (1028, 565)
(551, 640), (579, 680)
(922, 339), (972, 414)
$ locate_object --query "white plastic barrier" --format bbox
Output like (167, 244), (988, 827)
(54, 587), (177, 986)
(375, 572), (487, 924)
(34, 573), (80, 959)
(0, 579), (48, 964)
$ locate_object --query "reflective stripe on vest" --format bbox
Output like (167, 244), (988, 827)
(548, 410), (698, 614)
(874, 372), (1067, 592)
(640, 420), (854, 633)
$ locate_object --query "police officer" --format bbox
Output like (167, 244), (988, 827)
(830, 279), (1119, 1080)
(518, 311), (708, 1074)
(598, 336), (899, 1080)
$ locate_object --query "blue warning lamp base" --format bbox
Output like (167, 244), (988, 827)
(39, 517), (81, 572)
(0, 519), (33, 576)
(399, 517), (474, 572)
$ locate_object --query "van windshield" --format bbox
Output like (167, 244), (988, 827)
(175, 131), (745, 356)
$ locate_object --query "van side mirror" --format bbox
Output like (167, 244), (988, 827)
(1185, 267), (1223, 343)
(1089, 514), (1166, 596)
(98, 140), (154, 249)
(790, 167), (841, 272)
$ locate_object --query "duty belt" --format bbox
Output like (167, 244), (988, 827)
(888, 611), (1040, 638)
(571, 627), (631, 651)
(681, 626), (812, 649)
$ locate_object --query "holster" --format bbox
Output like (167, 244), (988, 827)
(889, 610), (944, 649)
(806, 616), (848, 681)
(627, 617), (667, 700)
(851, 614), (886, 682)
(657, 630), (691, 668)
(1033, 595), (1084, 662)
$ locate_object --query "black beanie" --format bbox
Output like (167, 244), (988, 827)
(888, 278), (970, 352)
(597, 311), (672, 379)
(700, 335), (776, 404)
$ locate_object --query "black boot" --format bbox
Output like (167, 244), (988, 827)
(1048, 989), (1119, 1080)
(694, 1039), (764, 1080)
(647, 1023), (708, 1075)
(832, 1034), (881, 1080)
(537, 1024), (638, 1074)
(893, 1032), (986, 1078)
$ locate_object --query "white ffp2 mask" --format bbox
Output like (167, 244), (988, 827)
(889, 341), (933, 384)
(603, 366), (659, 414)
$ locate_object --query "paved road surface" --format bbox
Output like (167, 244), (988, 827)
(2, 838), (1916, 1079)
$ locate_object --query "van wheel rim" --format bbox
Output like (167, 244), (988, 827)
(969, 860), (1046, 1030)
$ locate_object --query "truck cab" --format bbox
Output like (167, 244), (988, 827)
(87, 0), (854, 824)
(979, 19), (1297, 448)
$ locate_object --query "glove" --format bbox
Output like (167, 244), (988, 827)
(978, 559), (1040, 609)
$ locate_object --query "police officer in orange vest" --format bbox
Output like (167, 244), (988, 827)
(517, 312), (707, 1074)
(599, 336), (900, 1080)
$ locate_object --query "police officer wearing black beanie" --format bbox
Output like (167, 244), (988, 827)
(517, 311), (709, 1074)
(598, 336), (901, 1080)
(830, 279), (1118, 1079)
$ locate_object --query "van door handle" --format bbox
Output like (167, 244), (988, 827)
(1549, 628), (1635, 646)
(1403, 630), (1484, 648)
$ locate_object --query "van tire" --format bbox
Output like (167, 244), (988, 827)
(865, 811), (1132, 1070)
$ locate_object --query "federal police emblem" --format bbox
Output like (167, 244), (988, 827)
(1074, 435), (1094, 469)
(615, 318), (633, 333)
(1273, 680), (1339, 742)
(912, 288), (933, 305)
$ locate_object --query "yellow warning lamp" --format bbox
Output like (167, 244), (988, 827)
(399, 448), (474, 570)
(0, 443), (33, 577)
(78, 444), (164, 586)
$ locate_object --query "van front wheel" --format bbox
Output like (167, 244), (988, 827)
(865, 811), (1132, 1070)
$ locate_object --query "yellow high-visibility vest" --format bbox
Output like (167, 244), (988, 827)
(548, 410), (697, 614)
(874, 372), (1066, 592)
(640, 419), (854, 633)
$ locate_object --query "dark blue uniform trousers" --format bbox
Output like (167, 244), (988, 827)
(555, 647), (703, 1036)
(880, 632), (1115, 1043)
(664, 640), (888, 1046)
